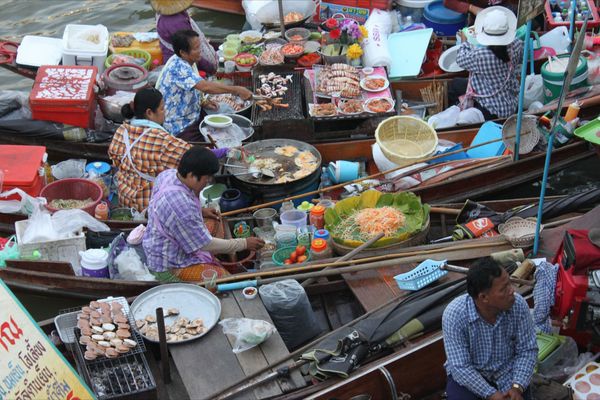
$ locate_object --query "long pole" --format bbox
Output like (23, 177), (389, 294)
(533, 19), (588, 255)
(514, 20), (532, 160)
(222, 131), (534, 217)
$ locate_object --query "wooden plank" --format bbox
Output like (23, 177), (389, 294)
(232, 290), (306, 393)
(5, 260), (75, 275)
(170, 295), (255, 400)
(222, 292), (282, 399)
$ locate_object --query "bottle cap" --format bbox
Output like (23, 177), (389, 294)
(311, 239), (327, 251)
(297, 201), (314, 211)
(314, 229), (330, 240)
(310, 205), (326, 216)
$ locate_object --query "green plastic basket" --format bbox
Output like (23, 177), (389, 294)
(272, 246), (311, 266)
(105, 49), (151, 70)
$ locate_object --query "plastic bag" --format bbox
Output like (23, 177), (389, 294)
(0, 236), (19, 267)
(115, 248), (155, 281)
(68, 25), (107, 52)
(21, 206), (109, 244)
(0, 90), (31, 120)
(428, 105), (460, 129)
(259, 279), (321, 349)
(457, 107), (485, 125)
(219, 318), (276, 353)
(51, 159), (86, 180)
(523, 74), (544, 108)
(0, 188), (46, 215)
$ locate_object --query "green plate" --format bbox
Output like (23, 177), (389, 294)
(574, 117), (600, 145)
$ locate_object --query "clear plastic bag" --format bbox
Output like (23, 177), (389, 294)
(51, 159), (86, 180)
(0, 236), (19, 267)
(0, 188), (46, 215)
(219, 318), (276, 353)
(115, 248), (155, 281)
(0, 90), (31, 120)
(524, 74), (544, 108)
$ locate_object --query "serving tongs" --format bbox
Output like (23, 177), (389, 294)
(223, 163), (275, 179)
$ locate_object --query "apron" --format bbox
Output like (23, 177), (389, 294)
(120, 127), (156, 182)
(148, 179), (215, 266)
(156, 12), (218, 74)
(459, 63), (514, 111)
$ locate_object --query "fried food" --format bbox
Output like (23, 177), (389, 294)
(274, 145), (299, 157)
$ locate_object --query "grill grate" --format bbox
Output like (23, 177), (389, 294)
(251, 66), (305, 127)
(73, 336), (156, 400)
(57, 297), (146, 361)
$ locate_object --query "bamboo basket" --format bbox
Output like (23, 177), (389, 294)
(375, 116), (438, 166)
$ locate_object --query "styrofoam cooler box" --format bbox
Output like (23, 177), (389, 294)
(564, 361), (600, 400)
(15, 219), (86, 275)
(0, 145), (46, 201)
(62, 24), (108, 73)
(29, 65), (97, 128)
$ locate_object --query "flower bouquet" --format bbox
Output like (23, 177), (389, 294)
(319, 17), (367, 65)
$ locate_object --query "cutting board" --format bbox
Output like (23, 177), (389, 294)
(388, 28), (433, 79)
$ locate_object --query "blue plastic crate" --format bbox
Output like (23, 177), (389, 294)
(394, 259), (448, 291)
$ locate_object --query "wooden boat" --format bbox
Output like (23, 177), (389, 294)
(191, 0), (244, 15)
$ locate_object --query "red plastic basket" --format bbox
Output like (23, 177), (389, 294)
(545, 0), (600, 29)
(40, 178), (103, 216)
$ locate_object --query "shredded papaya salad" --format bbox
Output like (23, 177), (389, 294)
(332, 206), (406, 242)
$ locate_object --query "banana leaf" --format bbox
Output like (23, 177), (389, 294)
(324, 190), (430, 248)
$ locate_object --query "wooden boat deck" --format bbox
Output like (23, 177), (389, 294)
(168, 290), (306, 400)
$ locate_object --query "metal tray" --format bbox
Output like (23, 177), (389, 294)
(130, 283), (221, 344)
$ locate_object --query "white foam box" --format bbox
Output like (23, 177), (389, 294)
(564, 361), (600, 400)
(15, 219), (86, 274)
(62, 24), (108, 74)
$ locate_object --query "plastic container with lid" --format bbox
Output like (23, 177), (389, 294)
(310, 238), (332, 260)
(62, 24), (109, 73)
(0, 145), (46, 201)
(94, 202), (109, 220)
(79, 248), (109, 278)
(280, 210), (308, 229)
(423, 1), (467, 36)
(309, 205), (326, 230)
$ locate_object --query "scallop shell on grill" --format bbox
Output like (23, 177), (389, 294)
(92, 326), (104, 334)
(123, 339), (137, 348)
(105, 348), (119, 358)
(167, 308), (180, 316)
(98, 340), (111, 348)
(116, 344), (130, 353)
(103, 332), (116, 340)
(102, 323), (116, 331)
(110, 338), (123, 347)
(117, 323), (130, 330)
(114, 315), (128, 324)
(145, 315), (156, 323)
(79, 335), (91, 345)
(116, 329), (131, 339)
(84, 350), (97, 361)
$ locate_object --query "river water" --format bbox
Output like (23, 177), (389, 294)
(1, 1), (600, 321)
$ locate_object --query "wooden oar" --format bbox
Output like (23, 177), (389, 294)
(221, 130), (537, 217)
(207, 240), (510, 287)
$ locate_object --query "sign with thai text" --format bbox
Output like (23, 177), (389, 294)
(0, 280), (95, 400)
(320, 2), (371, 24)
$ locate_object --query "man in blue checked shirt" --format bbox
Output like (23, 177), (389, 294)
(442, 257), (537, 400)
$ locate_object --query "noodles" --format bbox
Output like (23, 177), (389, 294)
(49, 198), (94, 210)
(332, 207), (406, 242)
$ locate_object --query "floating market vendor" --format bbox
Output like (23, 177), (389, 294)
(108, 88), (233, 212)
(451, 7), (523, 120)
(143, 146), (265, 279)
(156, 29), (253, 140)
(442, 257), (537, 400)
(151, 0), (218, 74)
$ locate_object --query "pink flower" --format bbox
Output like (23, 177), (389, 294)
(329, 28), (341, 40)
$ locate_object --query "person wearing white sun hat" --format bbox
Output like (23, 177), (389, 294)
(453, 6), (523, 120)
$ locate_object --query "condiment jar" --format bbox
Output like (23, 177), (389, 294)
(310, 238), (332, 260)
(314, 228), (333, 250)
(94, 202), (109, 220)
(309, 205), (326, 230)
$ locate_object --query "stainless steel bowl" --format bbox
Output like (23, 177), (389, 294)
(98, 95), (125, 123)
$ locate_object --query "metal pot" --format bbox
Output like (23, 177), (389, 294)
(102, 63), (149, 95)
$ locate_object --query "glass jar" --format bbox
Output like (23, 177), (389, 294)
(310, 238), (332, 260)
(309, 205), (326, 230)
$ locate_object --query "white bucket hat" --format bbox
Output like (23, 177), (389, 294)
(475, 6), (517, 46)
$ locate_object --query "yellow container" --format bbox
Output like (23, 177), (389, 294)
(110, 32), (163, 67)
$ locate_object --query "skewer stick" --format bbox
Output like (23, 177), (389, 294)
(221, 130), (537, 216)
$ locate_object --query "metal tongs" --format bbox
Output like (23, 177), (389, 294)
(223, 163), (275, 179)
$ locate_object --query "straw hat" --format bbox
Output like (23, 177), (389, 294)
(150, 0), (193, 15)
(475, 6), (517, 46)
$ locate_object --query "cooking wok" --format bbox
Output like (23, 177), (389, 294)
(257, 2), (317, 30)
(225, 139), (322, 186)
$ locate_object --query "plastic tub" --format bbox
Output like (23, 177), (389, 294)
(541, 55), (589, 102)
(253, 208), (278, 228)
(80, 248), (109, 278)
(62, 24), (109, 73)
(423, 1), (467, 36)
(396, 0), (436, 22)
(105, 49), (152, 70)
(40, 178), (103, 216)
(200, 183), (227, 207)
(280, 210), (307, 229)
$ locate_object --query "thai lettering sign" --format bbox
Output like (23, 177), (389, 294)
(320, 2), (371, 24)
(0, 280), (95, 400)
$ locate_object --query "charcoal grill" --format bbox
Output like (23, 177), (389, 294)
(73, 330), (156, 400)
(251, 65), (305, 127)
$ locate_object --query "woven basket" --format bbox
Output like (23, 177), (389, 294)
(498, 217), (543, 248)
(501, 114), (541, 155)
(105, 49), (152, 70)
(375, 116), (438, 166)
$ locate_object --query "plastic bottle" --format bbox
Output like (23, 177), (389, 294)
(94, 202), (109, 220)
(565, 102), (580, 122)
(319, 167), (332, 190)
(310, 238), (332, 260)
(309, 205), (326, 230)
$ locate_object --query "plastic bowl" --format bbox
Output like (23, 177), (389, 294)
(234, 53), (258, 71)
(303, 40), (321, 54)
(40, 178), (103, 216)
(240, 30), (263, 44)
(204, 114), (232, 128)
(285, 27), (311, 44)
(272, 246), (311, 266)
(362, 67), (374, 75)
(242, 286), (258, 299)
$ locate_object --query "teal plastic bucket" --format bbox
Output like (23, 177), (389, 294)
(541, 55), (589, 103)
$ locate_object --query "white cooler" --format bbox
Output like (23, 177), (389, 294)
(62, 24), (108, 73)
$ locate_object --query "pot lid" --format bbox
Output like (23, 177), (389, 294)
(86, 161), (111, 175)
(105, 63), (147, 84)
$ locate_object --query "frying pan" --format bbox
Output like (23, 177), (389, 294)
(225, 139), (322, 186)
